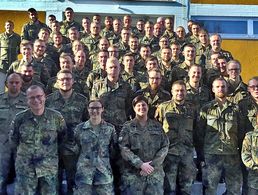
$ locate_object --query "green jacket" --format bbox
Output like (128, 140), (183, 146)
(9, 108), (66, 177)
(119, 118), (169, 181)
(91, 77), (133, 128)
(197, 100), (240, 160)
(74, 120), (117, 184)
(155, 99), (196, 156)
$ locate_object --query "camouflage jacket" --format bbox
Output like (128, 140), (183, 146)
(119, 118), (169, 181)
(155, 99), (196, 156)
(21, 20), (47, 42)
(91, 77), (133, 128)
(0, 32), (21, 71)
(140, 36), (159, 53)
(197, 100), (240, 159)
(226, 79), (248, 104)
(0, 92), (27, 144)
(9, 108), (66, 177)
(60, 20), (82, 36)
(241, 128), (258, 171)
(120, 70), (141, 92)
(46, 90), (88, 142)
(8, 59), (50, 86)
(185, 81), (211, 112)
(74, 120), (117, 184)
(137, 86), (171, 119)
(81, 35), (101, 57)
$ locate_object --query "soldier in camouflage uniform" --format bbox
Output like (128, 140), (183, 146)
(100, 16), (114, 40)
(155, 80), (197, 195)
(185, 64), (211, 112)
(140, 21), (159, 53)
(7, 40), (50, 86)
(0, 73), (27, 195)
(186, 22), (200, 47)
(74, 99), (117, 195)
(163, 17), (176, 44)
(241, 113), (258, 195)
(9, 85), (66, 195)
(197, 78), (242, 195)
(119, 95), (169, 195)
(91, 57), (133, 129)
(114, 28), (130, 57)
(120, 52), (141, 92)
(207, 34), (233, 63)
(81, 22), (102, 57)
(46, 70), (88, 194)
(21, 8), (47, 42)
(171, 44), (196, 84)
(137, 68), (171, 119)
(0, 21), (21, 75)
(238, 76), (258, 195)
(225, 60), (248, 104)
(60, 7), (82, 37)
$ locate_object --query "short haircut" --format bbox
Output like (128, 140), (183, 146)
(226, 60), (241, 71)
(28, 8), (37, 14)
(65, 7), (74, 12)
(172, 80), (186, 89)
(20, 40), (32, 48)
(26, 85), (44, 95)
(148, 67), (162, 76)
(57, 69), (73, 78)
(248, 76), (258, 85)
(88, 99), (104, 108)
(132, 95), (148, 108)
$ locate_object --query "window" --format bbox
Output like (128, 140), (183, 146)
(192, 16), (258, 39)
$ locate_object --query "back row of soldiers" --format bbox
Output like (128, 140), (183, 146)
(0, 6), (257, 195)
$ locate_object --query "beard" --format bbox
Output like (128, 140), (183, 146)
(22, 75), (33, 83)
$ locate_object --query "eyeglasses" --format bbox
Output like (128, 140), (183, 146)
(28, 94), (44, 101)
(248, 85), (258, 90)
(58, 77), (73, 82)
(88, 107), (102, 110)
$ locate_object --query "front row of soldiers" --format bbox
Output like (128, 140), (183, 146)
(0, 72), (258, 194)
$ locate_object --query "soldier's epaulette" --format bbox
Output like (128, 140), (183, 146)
(45, 107), (63, 116)
(103, 120), (116, 129)
(73, 91), (87, 100)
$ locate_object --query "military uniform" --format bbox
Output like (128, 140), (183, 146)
(100, 28), (114, 40)
(241, 127), (258, 194)
(155, 100), (197, 194)
(9, 108), (66, 195)
(197, 100), (242, 195)
(226, 79), (248, 104)
(60, 20), (82, 37)
(21, 20), (47, 41)
(140, 36), (159, 53)
(46, 90), (88, 194)
(8, 59), (50, 86)
(238, 96), (258, 195)
(21, 78), (45, 93)
(171, 62), (191, 84)
(86, 69), (107, 94)
(81, 35), (101, 57)
(137, 86), (171, 119)
(206, 47), (233, 63)
(0, 92), (27, 195)
(119, 118), (169, 195)
(91, 77), (133, 129)
(114, 41), (129, 58)
(120, 70), (141, 92)
(163, 30), (176, 44)
(195, 43), (210, 66)
(0, 32), (21, 72)
(185, 81), (211, 112)
(74, 120), (117, 195)
(45, 75), (90, 99)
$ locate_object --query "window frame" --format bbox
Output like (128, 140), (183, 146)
(192, 16), (258, 40)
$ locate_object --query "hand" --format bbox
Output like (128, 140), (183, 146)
(140, 161), (154, 175)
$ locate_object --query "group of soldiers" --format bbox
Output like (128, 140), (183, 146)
(0, 5), (257, 195)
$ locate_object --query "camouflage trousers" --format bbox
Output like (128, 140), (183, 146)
(247, 170), (258, 191)
(202, 154), (242, 195)
(164, 154), (196, 195)
(120, 174), (164, 195)
(73, 183), (114, 195)
(0, 143), (12, 195)
(15, 174), (57, 195)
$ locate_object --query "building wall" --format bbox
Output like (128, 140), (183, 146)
(191, 0), (258, 5)
(0, 10), (46, 34)
(222, 40), (258, 83)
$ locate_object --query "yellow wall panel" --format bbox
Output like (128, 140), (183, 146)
(0, 10), (46, 35)
(222, 40), (258, 83)
(191, 0), (258, 5)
